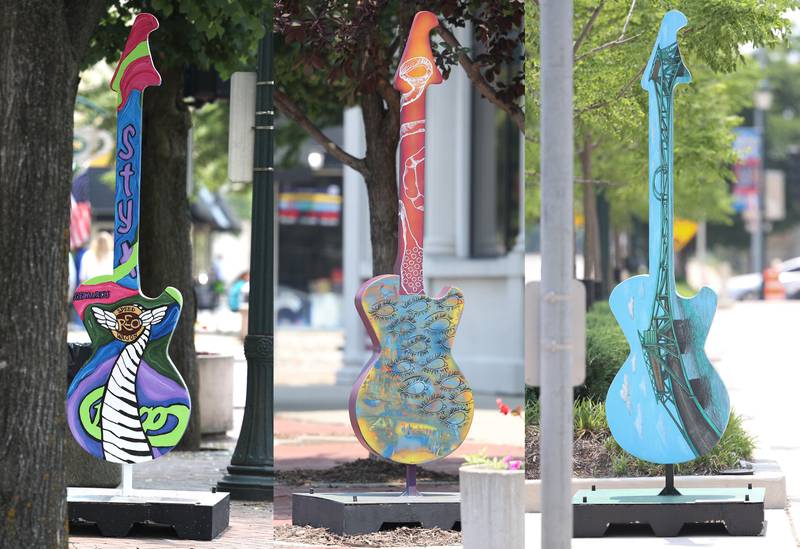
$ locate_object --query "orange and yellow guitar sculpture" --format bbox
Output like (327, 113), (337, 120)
(349, 11), (474, 492)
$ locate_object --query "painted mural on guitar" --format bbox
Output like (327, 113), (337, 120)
(605, 11), (730, 465)
(349, 11), (474, 465)
(67, 13), (191, 464)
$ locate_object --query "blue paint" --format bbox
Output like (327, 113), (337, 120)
(113, 90), (143, 291)
(605, 11), (731, 464)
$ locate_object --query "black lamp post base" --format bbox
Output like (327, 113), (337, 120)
(217, 464), (274, 501)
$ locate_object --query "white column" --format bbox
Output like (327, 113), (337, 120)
(425, 25), (471, 258)
(338, 107), (369, 385)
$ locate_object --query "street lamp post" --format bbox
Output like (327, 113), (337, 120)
(217, 10), (275, 501)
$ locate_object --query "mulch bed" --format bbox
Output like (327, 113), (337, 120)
(278, 458), (459, 486)
(275, 525), (461, 547)
(525, 425), (613, 479)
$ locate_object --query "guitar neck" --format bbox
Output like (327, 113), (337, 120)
(108, 13), (161, 291)
(113, 92), (143, 289)
(392, 11), (443, 296)
(647, 84), (676, 279)
(397, 97), (428, 295)
(645, 38), (687, 282)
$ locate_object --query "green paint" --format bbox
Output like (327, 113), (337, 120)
(573, 487), (765, 505)
(111, 42), (152, 106)
(79, 386), (105, 440)
(140, 404), (190, 447)
(165, 286), (183, 306)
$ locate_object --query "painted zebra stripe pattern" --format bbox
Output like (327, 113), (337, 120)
(92, 305), (166, 463)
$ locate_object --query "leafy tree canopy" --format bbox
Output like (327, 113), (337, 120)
(526, 0), (797, 226)
(86, 0), (265, 75)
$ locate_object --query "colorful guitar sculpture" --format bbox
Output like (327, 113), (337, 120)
(605, 11), (730, 464)
(67, 14), (190, 464)
(349, 11), (474, 465)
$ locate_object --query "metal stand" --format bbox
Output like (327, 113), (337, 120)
(402, 465), (419, 496)
(659, 464), (681, 496)
(120, 464), (133, 497)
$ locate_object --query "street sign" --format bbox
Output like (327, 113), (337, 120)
(765, 169), (785, 221)
(228, 72), (256, 183)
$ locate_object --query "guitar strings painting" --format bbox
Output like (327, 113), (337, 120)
(605, 11), (730, 465)
(349, 11), (474, 465)
(67, 13), (191, 464)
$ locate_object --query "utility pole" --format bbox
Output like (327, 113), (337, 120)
(752, 48), (769, 296)
(217, 9), (275, 500)
(539, 1), (574, 548)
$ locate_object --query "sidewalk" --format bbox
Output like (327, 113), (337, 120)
(68, 448), (273, 548)
(272, 328), (524, 531)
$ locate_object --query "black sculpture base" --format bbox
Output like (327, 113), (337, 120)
(573, 486), (765, 537)
(68, 487), (230, 540)
(292, 491), (460, 535)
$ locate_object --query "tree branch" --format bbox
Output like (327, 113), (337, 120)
(436, 22), (525, 133)
(575, 64), (645, 114)
(274, 89), (368, 175)
(573, 1), (605, 56)
(575, 0), (640, 63)
(575, 32), (643, 63)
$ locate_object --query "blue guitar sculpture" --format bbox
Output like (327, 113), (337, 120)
(605, 11), (730, 464)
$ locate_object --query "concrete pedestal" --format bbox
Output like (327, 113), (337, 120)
(68, 487), (230, 540)
(460, 466), (524, 549)
(292, 491), (460, 535)
(573, 487), (765, 537)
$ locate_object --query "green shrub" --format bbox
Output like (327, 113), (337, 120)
(578, 302), (629, 401)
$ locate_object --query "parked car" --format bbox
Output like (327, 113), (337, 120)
(727, 257), (800, 300)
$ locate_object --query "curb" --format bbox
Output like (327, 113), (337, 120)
(524, 461), (786, 512)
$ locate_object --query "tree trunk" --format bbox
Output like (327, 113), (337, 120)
(361, 93), (400, 276)
(0, 2), (104, 547)
(140, 64), (201, 451)
(581, 137), (600, 282)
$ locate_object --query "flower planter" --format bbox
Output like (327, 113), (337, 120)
(197, 353), (234, 435)
(460, 464), (524, 549)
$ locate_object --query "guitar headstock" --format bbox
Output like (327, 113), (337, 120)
(393, 11), (444, 101)
(642, 10), (691, 93)
(110, 13), (162, 110)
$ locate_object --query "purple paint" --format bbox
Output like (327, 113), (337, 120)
(66, 356), (116, 459)
(119, 162), (135, 197)
(118, 124), (136, 160)
(136, 360), (191, 407)
(117, 199), (133, 234)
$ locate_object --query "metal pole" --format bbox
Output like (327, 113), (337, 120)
(540, 1), (573, 548)
(217, 9), (275, 500)
(753, 49), (766, 294)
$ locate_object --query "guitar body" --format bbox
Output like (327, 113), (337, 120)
(606, 275), (729, 463)
(66, 14), (190, 464)
(349, 275), (473, 464)
(68, 284), (189, 463)
(605, 11), (730, 465)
